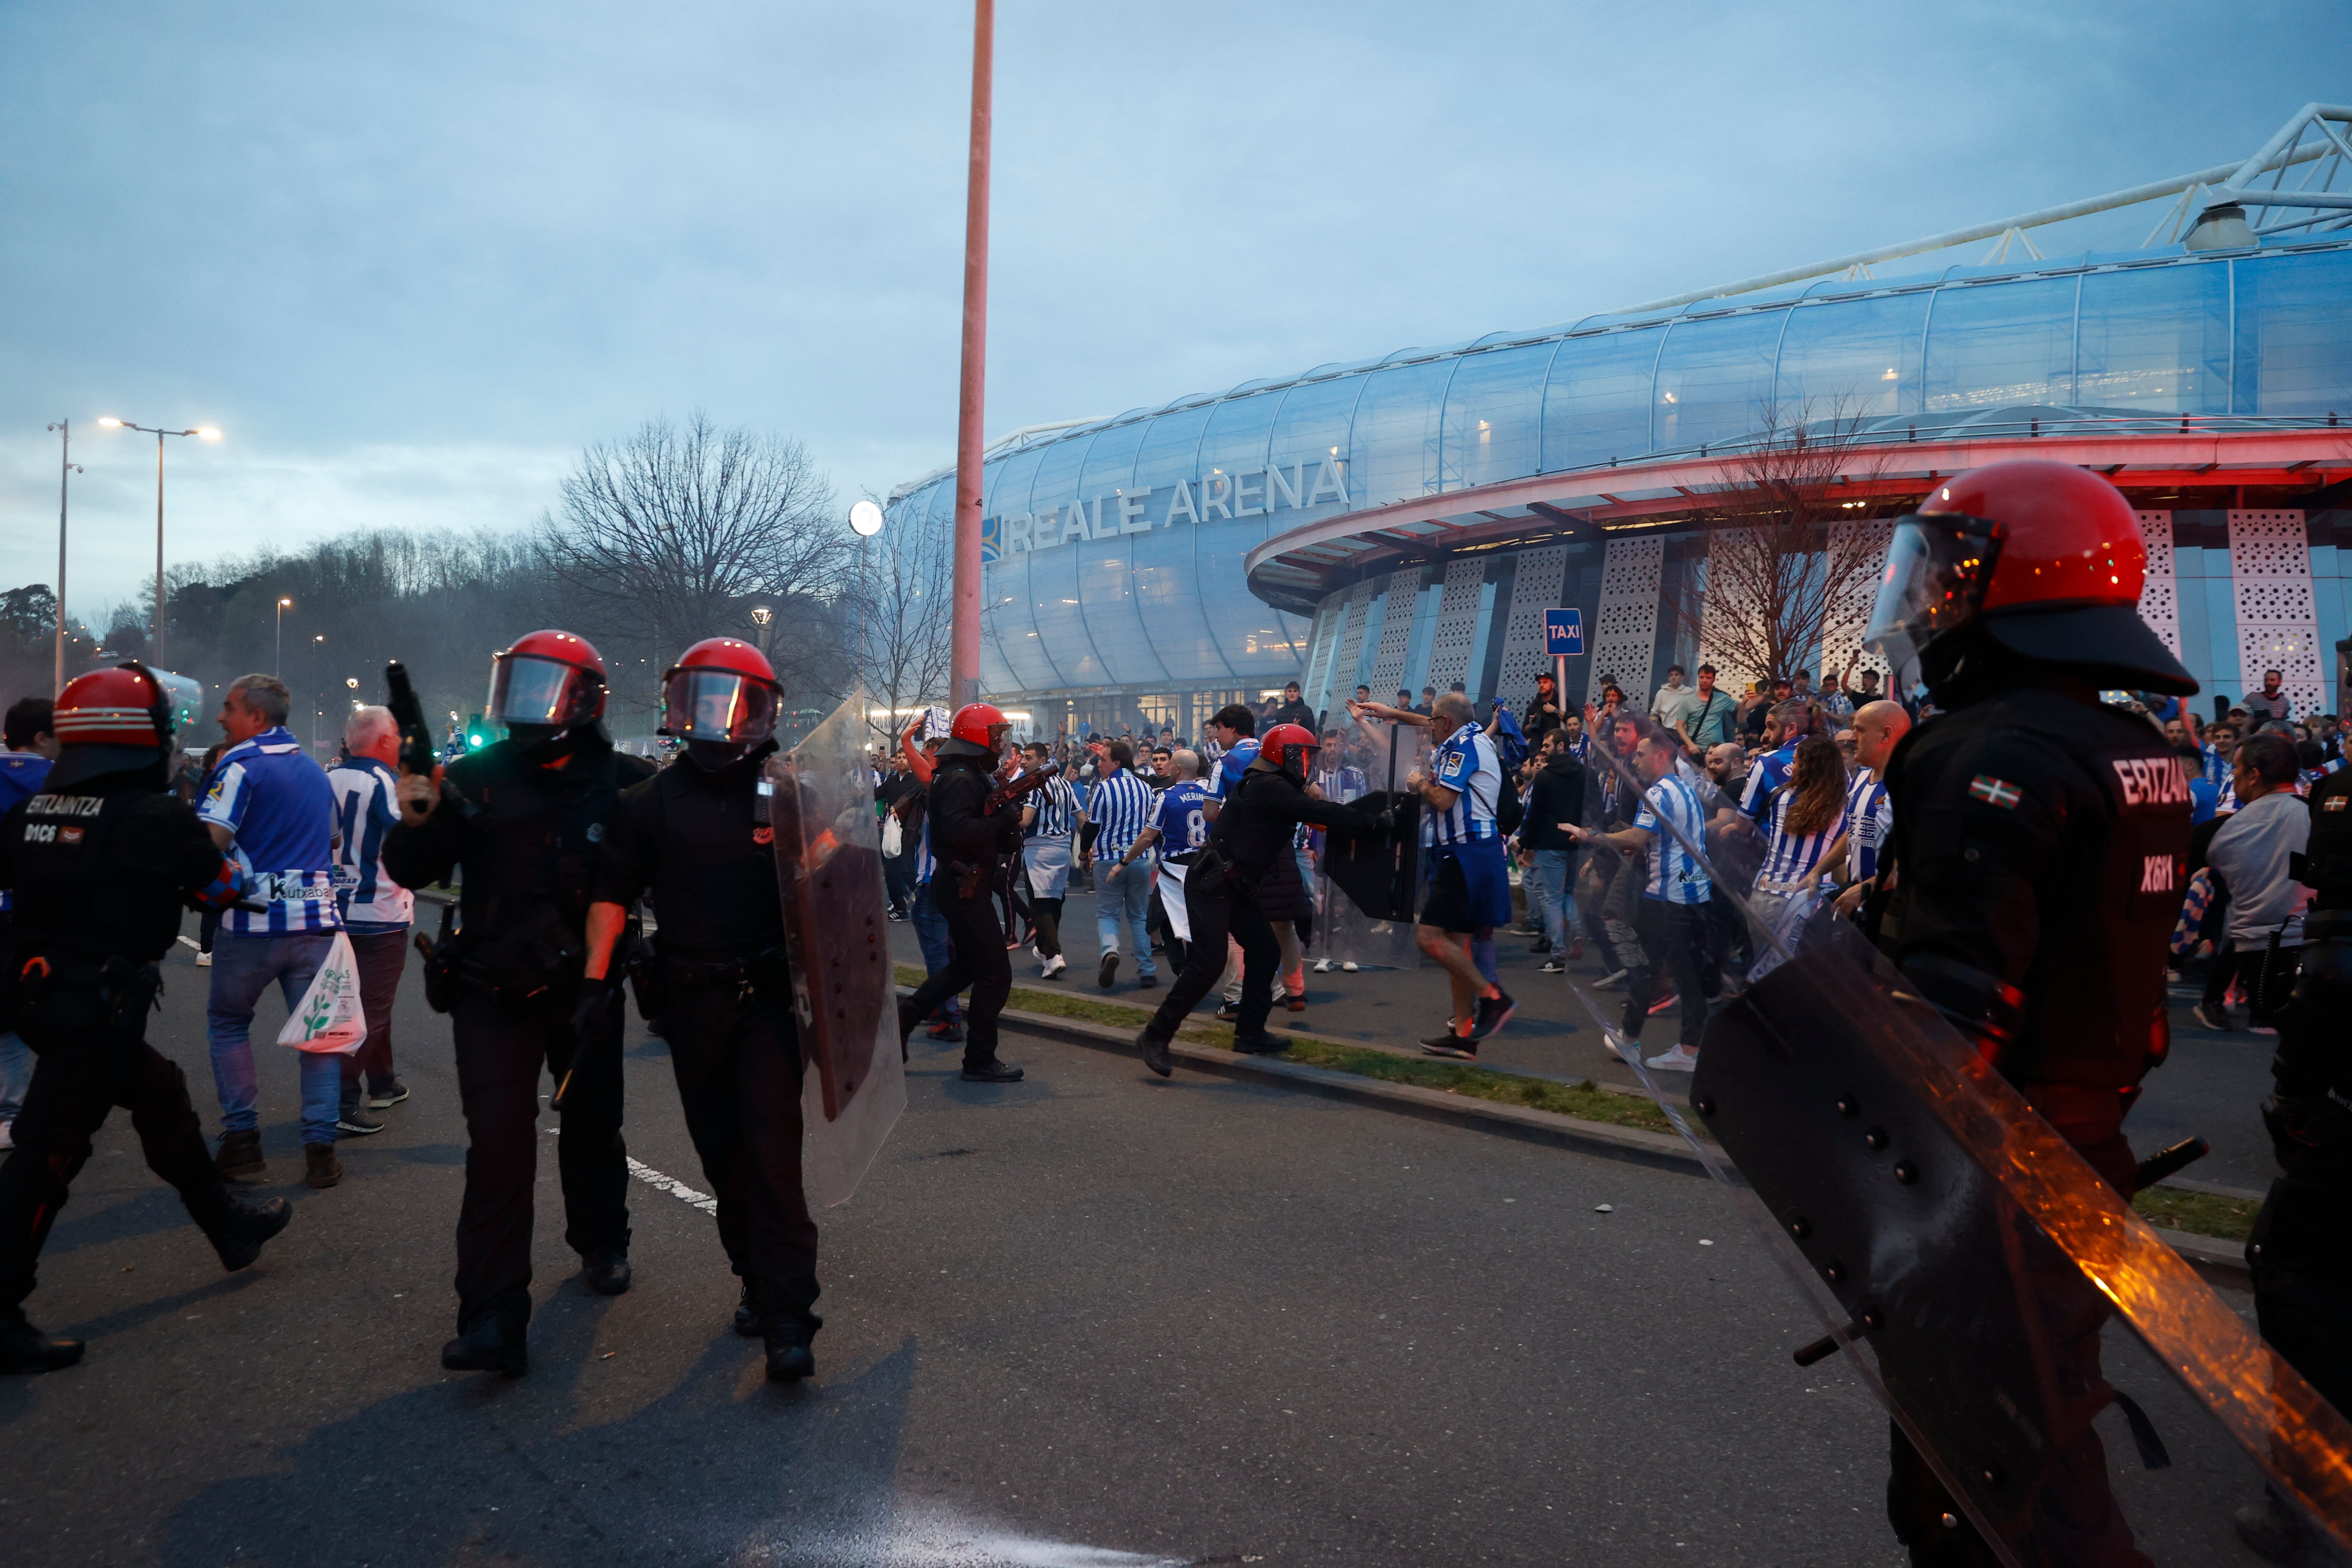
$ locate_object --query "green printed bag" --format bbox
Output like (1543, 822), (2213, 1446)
(275, 931), (368, 1055)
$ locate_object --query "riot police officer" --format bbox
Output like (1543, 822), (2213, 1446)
(1133, 724), (1383, 1075)
(0, 665), (292, 1372)
(896, 704), (1025, 1083)
(384, 630), (655, 1377)
(1864, 460), (2197, 1563)
(2233, 759), (2352, 1560)
(580, 638), (823, 1381)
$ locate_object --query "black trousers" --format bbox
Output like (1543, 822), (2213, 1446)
(1145, 876), (1279, 1042)
(450, 987), (631, 1331)
(661, 971), (820, 1324)
(882, 851), (915, 914)
(0, 981), (225, 1315)
(900, 876), (1012, 1069)
(1624, 897), (1708, 1046)
(1029, 895), (1065, 960)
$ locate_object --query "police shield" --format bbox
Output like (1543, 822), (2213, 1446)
(767, 689), (905, 1208)
(1313, 712), (1425, 970)
(1685, 918), (2352, 1563)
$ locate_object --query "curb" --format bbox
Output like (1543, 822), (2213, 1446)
(967, 999), (2256, 1287)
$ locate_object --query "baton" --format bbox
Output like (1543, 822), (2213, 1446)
(2133, 1134), (2210, 1192)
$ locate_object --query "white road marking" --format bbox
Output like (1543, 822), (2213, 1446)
(176, 935), (201, 950)
(626, 1155), (717, 1214)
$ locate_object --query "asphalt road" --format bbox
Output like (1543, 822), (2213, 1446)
(0, 915), (1946, 1568)
(922, 880), (2281, 1191)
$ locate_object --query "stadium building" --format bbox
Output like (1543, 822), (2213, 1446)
(885, 104), (2352, 733)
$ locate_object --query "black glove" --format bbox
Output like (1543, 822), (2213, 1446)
(570, 973), (623, 1043)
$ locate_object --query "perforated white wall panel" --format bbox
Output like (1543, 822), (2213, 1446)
(2228, 510), (2322, 714)
(1694, 554), (1759, 696)
(1818, 520), (1894, 686)
(2133, 511), (2182, 661)
(1299, 597), (1342, 718)
(1421, 559), (1487, 698)
(1367, 569), (1424, 695)
(1494, 544), (1570, 710)
(1327, 578), (1378, 706)
(1586, 536), (1664, 702)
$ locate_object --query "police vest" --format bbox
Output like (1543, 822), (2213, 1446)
(1887, 686), (2192, 1094)
(440, 740), (649, 941)
(4, 778), (224, 963)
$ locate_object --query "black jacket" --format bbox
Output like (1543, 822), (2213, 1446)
(593, 742), (782, 960)
(1518, 755), (1588, 852)
(1209, 766), (1379, 890)
(382, 734), (655, 975)
(1884, 682), (2190, 1109)
(925, 753), (1024, 878)
(0, 770), (228, 964)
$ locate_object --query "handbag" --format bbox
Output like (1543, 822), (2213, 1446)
(276, 931), (368, 1054)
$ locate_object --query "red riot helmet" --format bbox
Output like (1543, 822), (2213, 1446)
(486, 630), (609, 734)
(1864, 460), (2195, 697)
(660, 638), (781, 764)
(1259, 722), (1318, 781)
(46, 662), (175, 787)
(940, 702), (1009, 759)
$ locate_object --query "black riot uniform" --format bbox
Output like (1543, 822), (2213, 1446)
(897, 748), (1026, 1081)
(590, 740), (821, 1355)
(2231, 766), (2352, 1556)
(381, 729), (655, 1346)
(1859, 462), (2200, 1567)
(0, 677), (291, 1373)
(1136, 756), (1379, 1070)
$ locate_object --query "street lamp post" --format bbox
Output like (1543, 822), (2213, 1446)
(311, 633), (325, 754)
(276, 596), (292, 675)
(847, 500), (883, 703)
(43, 421), (83, 696)
(96, 417), (219, 664)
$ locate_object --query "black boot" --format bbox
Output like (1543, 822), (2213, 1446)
(580, 1250), (632, 1296)
(214, 1129), (264, 1184)
(0, 1312), (83, 1375)
(960, 1059), (1024, 1083)
(1136, 1028), (1173, 1078)
(188, 1186), (293, 1272)
(441, 1314), (527, 1376)
(1231, 1032), (1290, 1055)
(733, 1280), (763, 1337)
(763, 1314), (818, 1382)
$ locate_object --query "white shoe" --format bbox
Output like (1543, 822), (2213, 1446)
(1312, 959), (1332, 973)
(1644, 1045), (1700, 1071)
(1041, 955), (1066, 979)
(196, 950), (213, 967)
(1341, 962), (1359, 973)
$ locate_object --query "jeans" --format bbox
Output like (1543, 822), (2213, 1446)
(206, 929), (343, 1145)
(0, 1031), (28, 1123)
(1095, 852), (1157, 978)
(909, 882), (961, 1019)
(1527, 849), (1579, 949)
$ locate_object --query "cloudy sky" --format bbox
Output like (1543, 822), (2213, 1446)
(2, 0), (2344, 620)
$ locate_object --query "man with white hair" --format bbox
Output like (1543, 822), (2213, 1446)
(327, 705), (414, 1137)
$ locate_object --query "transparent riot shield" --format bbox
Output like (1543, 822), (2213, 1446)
(1314, 714), (1426, 970)
(1559, 715), (2352, 1563)
(768, 687), (906, 1208)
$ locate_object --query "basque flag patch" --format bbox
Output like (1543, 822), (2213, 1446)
(1968, 774), (2023, 810)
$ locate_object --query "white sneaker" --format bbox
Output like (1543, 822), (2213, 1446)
(1042, 955), (1066, 979)
(1312, 959), (1331, 973)
(1644, 1045), (1700, 1071)
(196, 950), (213, 967)
(1341, 962), (1359, 973)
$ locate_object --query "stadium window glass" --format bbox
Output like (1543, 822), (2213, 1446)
(1775, 291), (1931, 420)
(1347, 360), (1456, 509)
(1541, 328), (1666, 469)
(1923, 275), (2078, 413)
(1651, 310), (1787, 449)
(1438, 343), (1549, 492)
(2232, 248), (2352, 415)
(2075, 262), (2230, 413)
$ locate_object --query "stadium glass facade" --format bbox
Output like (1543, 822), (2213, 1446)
(884, 239), (2352, 736)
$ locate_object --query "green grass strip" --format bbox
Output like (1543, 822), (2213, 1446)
(2131, 1186), (2259, 1243)
(895, 963), (1672, 1132)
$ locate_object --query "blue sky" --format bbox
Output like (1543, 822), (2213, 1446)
(3, 0), (2344, 619)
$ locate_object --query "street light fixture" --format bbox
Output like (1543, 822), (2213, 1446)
(276, 596), (293, 675)
(849, 500), (884, 537)
(43, 421), (84, 695)
(96, 417), (221, 664)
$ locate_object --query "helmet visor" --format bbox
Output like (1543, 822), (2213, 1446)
(1863, 514), (2004, 691)
(488, 653), (600, 728)
(662, 668), (778, 744)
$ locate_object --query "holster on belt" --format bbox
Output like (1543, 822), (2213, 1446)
(97, 956), (164, 1033)
(660, 945), (788, 1003)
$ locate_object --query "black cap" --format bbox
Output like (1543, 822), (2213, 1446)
(1982, 603), (2198, 696)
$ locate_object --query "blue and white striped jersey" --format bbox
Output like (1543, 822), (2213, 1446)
(199, 727), (342, 935)
(327, 756), (413, 933)
(1738, 740), (1798, 823)
(1086, 769), (1157, 855)
(1025, 773), (1080, 840)
(1844, 770), (1891, 882)
(1421, 723), (1501, 848)
(1633, 773), (1712, 904)
(1211, 739), (1260, 800)
(1151, 780), (1214, 855)
(1758, 786), (1847, 888)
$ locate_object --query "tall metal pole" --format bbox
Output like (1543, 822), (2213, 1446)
(153, 430), (167, 664)
(53, 420), (71, 695)
(948, 0), (994, 709)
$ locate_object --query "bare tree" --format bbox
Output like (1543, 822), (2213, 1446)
(537, 414), (854, 715)
(1675, 401), (1901, 692)
(846, 492), (953, 749)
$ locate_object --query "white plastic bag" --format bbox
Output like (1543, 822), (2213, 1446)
(881, 811), (903, 858)
(276, 931), (368, 1054)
